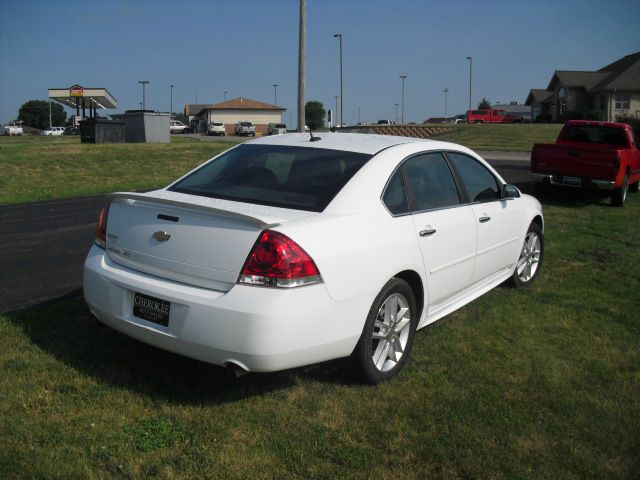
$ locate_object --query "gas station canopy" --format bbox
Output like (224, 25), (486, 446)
(48, 84), (118, 111)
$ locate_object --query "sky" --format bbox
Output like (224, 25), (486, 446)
(1, 0), (639, 126)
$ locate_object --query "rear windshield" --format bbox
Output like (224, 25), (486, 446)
(560, 125), (629, 146)
(169, 144), (372, 212)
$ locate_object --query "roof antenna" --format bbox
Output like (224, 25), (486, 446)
(309, 130), (321, 142)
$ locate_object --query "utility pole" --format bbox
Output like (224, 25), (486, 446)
(466, 56), (473, 111)
(358, 106), (361, 123)
(395, 103), (399, 123)
(170, 84), (174, 114)
(333, 33), (343, 126)
(273, 83), (279, 105)
(138, 80), (150, 110)
(399, 75), (407, 124)
(224, 91), (227, 101)
(443, 88), (449, 120)
(297, 0), (306, 132)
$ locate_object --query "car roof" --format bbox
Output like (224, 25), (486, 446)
(249, 132), (427, 154)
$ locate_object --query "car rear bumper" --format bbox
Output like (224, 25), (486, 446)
(531, 173), (616, 190)
(83, 245), (362, 372)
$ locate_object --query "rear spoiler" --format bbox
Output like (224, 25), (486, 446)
(109, 192), (275, 229)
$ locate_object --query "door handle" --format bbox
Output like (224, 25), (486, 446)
(479, 216), (491, 223)
(419, 227), (437, 237)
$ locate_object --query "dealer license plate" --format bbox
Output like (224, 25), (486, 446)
(133, 292), (170, 326)
(562, 176), (582, 186)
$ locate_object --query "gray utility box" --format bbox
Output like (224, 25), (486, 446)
(80, 118), (126, 144)
(112, 110), (170, 143)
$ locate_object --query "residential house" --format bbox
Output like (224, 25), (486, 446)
(526, 52), (640, 122)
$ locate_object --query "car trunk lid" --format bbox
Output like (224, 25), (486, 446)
(105, 190), (314, 291)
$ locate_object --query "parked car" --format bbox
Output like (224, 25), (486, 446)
(377, 119), (393, 125)
(170, 120), (188, 134)
(466, 109), (525, 124)
(84, 133), (544, 383)
(449, 114), (466, 124)
(235, 121), (256, 136)
(207, 122), (226, 136)
(268, 123), (287, 135)
(531, 120), (640, 206)
(3, 124), (23, 135)
(41, 126), (65, 136)
(63, 126), (79, 135)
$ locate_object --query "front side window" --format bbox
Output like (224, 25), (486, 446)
(615, 95), (630, 110)
(402, 153), (461, 211)
(170, 144), (371, 212)
(447, 152), (500, 202)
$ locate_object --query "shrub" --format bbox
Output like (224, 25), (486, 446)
(560, 110), (583, 122)
(586, 110), (606, 121)
(614, 113), (640, 128)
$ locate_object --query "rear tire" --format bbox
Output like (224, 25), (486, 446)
(508, 222), (544, 288)
(611, 175), (628, 207)
(352, 278), (417, 384)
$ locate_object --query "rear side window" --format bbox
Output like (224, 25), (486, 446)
(382, 169), (409, 215)
(560, 125), (629, 146)
(170, 144), (371, 212)
(403, 153), (461, 211)
(447, 152), (500, 202)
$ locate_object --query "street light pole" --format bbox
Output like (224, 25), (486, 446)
(443, 88), (449, 120)
(466, 56), (473, 112)
(224, 91), (227, 101)
(334, 96), (339, 121)
(273, 83), (279, 105)
(297, 0), (306, 132)
(395, 103), (399, 123)
(333, 33), (343, 126)
(170, 84), (174, 114)
(358, 106), (361, 123)
(399, 75), (407, 124)
(138, 80), (150, 110)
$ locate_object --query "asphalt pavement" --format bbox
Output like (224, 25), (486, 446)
(0, 156), (532, 313)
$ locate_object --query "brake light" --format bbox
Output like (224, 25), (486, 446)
(238, 230), (322, 288)
(95, 203), (110, 249)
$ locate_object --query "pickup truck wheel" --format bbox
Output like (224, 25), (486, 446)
(629, 179), (639, 193)
(611, 175), (628, 207)
(508, 222), (544, 288)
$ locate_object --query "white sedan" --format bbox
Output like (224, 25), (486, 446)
(41, 126), (65, 135)
(83, 133), (544, 383)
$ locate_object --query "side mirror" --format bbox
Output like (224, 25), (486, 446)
(501, 184), (520, 199)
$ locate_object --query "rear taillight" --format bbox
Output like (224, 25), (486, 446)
(238, 230), (322, 288)
(95, 203), (110, 249)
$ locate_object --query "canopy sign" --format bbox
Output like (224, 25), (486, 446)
(70, 86), (85, 97)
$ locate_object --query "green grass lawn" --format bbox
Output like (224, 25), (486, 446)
(1, 192), (638, 478)
(432, 123), (563, 152)
(0, 136), (228, 205)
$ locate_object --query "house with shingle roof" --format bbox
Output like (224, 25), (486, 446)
(526, 52), (640, 122)
(184, 97), (286, 134)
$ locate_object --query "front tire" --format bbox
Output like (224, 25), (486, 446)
(352, 278), (417, 384)
(611, 175), (628, 207)
(509, 222), (544, 288)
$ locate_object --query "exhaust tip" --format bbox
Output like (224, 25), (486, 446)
(226, 362), (249, 378)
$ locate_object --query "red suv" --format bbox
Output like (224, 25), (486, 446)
(466, 109), (525, 124)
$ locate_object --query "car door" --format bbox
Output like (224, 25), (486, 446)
(446, 152), (522, 284)
(384, 152), (477, 309)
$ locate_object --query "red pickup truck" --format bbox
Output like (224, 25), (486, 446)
(466, 109), (525, 123)
(531, 120), (640, 206)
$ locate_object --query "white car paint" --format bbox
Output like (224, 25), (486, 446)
(41, 126), (65, 135)
(83, 132), (543, 378)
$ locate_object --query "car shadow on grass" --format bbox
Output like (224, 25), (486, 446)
(6, 290), (360, 404)
(515, 180), (623, 209)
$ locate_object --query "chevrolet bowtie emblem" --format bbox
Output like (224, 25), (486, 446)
(152, 231), (171, 241)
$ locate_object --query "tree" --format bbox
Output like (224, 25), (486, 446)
(18, 100), (67, 129)
(305, 101), (325, 130)
(478, 97), (491, 109)
(173, 112), (188, 124)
